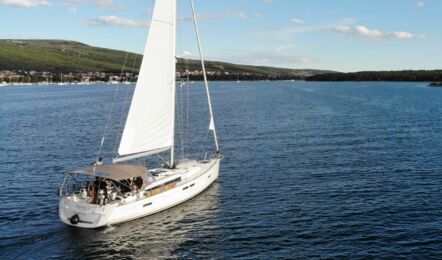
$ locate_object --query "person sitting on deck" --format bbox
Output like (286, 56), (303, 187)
(132, 182), (141, 198)
(135, 176), (144, 190)
(132, 183), (138, 192)
(87, 182), (97, 203)
(93, 177), (107, 204)
(90, 157), (104, 167)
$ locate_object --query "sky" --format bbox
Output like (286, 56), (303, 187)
(0, 0), (441, 72)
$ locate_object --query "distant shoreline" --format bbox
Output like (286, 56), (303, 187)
(306, 70), (442, 82)
(429, 82), (442, 87)
(2, 80), (441, 88)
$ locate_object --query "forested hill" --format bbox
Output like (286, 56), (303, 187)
(0, 39), (332, 80)
(306, 70), (442, 82)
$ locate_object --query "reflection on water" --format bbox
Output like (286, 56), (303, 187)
(59, 182), (221, 259)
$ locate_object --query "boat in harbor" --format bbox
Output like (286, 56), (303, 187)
(59, 0), (221, 228)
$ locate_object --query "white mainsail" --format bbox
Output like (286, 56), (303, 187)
(118, 0), (177, 158)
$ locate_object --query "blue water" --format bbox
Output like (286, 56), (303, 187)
(1, 81), (442, 259)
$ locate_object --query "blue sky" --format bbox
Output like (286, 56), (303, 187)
(0, 0), (441, 72)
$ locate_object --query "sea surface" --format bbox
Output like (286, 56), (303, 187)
(1, 81), (442, 259)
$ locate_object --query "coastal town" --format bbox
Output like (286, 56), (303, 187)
(0, 69), (277, 87)
(0, 70), (122, 86)
(0, 70), (201, 85)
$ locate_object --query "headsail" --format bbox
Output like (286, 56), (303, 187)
(117, 0), (177, 159)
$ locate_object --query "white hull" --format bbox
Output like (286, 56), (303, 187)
(59, 158), (220, 228)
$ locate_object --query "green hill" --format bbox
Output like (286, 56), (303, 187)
(0, 39), (140, 73)
(0, 39), (332, 80)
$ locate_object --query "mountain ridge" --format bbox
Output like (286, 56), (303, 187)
(0, 39), (333, 80)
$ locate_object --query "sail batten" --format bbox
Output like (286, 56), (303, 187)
(118, 0), (177, 158)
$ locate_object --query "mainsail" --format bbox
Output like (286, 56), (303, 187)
(118, 0), (177, 159)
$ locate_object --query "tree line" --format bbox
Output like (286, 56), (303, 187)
(306, 70), (442, 82)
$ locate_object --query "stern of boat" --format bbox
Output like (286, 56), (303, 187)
(59, 196), (112, 228)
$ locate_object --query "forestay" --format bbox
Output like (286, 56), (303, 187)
(118, 0), (177, 158)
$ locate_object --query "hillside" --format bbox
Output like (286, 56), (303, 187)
(306, 70), (442, 82)
(0, 39), (332, 80)
(0, 40), (135, 73)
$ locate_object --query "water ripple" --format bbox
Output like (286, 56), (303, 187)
(1, 82), (442, 258)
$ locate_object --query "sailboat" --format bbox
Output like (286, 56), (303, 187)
(59, 0), (221, 229)
(58, 73), (68, 86)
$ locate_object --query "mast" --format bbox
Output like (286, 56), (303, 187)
(190, 0), (220, 153)
(170, 0), (177, 168)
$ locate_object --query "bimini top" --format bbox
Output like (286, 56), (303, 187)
(73, 164), (148, 181)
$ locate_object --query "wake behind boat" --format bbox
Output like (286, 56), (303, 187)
(59, 0), (221, 229)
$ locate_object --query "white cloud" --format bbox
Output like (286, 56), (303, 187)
(63, 0), (125, 10)
(0, 0), (49, 8)
(215, 49), (315, 68)
(68, 7), (76, 13)
(252, 25), (326, 39)
(260, 0), (272, 3)
(291, 18), (305, 25)
(334, 25), (422, 40)
(94, 0), (124, 9)
(417, 1), (425, 7)
(334, 25), (352, 33)
(355, 25), (383, 38)
(83, 15), (147, 28)
(252, 17), (355, 39)
(180, 11), (248, 21)
(177, 51), (195, 59)
(387, 32), (425, 39)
